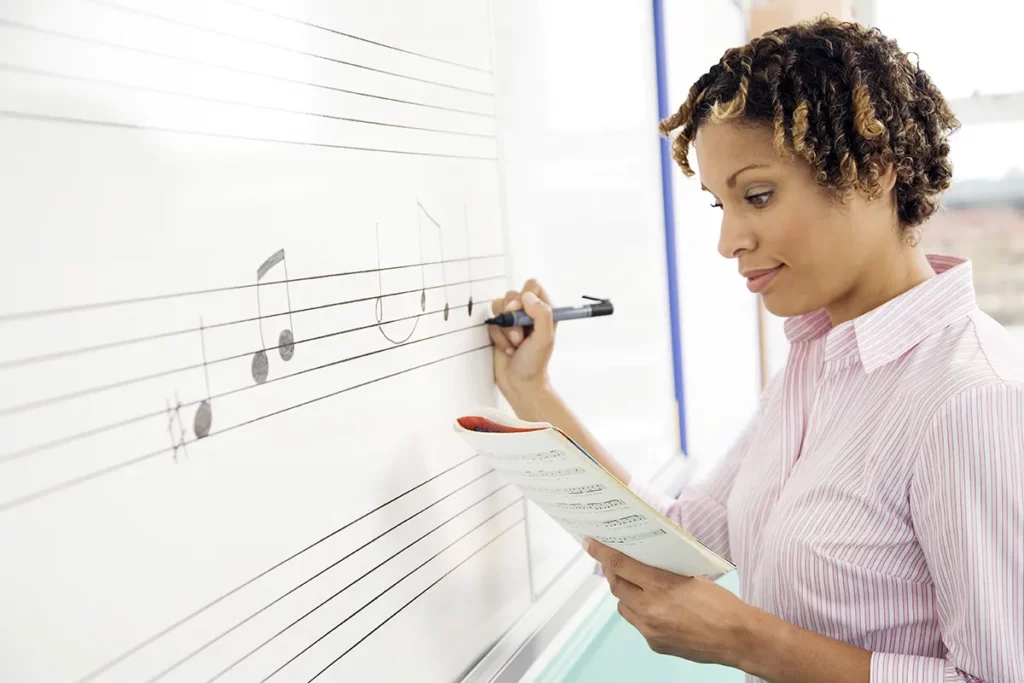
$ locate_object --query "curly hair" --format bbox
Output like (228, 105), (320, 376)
(659, 16), (960, 229)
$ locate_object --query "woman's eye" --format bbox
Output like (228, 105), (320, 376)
(746, 191), (773, 208)
(710, 201), (723, 209)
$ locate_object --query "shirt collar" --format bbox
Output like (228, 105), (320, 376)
(784, 254), (978, 373)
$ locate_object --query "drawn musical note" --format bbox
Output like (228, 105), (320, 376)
(193, 318), (213, 439)
(464, 205), (473, 317)
(374, 224), (421, 345)
(251, 249), (295, 384)
(417, 201), (450, 321)
(165, 393), (188, 463)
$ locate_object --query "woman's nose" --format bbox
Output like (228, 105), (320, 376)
(718, 216), (757, 259)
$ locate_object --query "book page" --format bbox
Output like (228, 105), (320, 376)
(455, 423), (733, 577)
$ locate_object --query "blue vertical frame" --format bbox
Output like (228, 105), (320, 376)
(651, 0), (688, 454)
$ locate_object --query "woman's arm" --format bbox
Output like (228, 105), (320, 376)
(491, 281), (775, 564)
(891, 382), (1024, 683)
(587, 541), (874, 682)
(488, 283), (629, 483)
(738, 610), (871, 682)
(743, 380), (1024, 683)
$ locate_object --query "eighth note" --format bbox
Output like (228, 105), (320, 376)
(418, 201), (450, 321)
(251, 249), (296, 384)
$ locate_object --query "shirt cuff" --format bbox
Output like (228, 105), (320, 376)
(870, 652), (970, 682)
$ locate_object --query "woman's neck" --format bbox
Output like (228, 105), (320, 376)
(826, 244), (936, 327)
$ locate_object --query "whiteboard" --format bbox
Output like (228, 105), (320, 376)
(662, 0), (761, 477)
(491, 0), (682, 599)
(0, 1), (534, 681)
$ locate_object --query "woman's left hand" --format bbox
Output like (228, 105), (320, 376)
(585, 539), (758, 668)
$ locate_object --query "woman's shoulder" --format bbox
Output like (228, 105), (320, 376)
(963, 310), (1024, 384)
(903, 308), (1024, 417)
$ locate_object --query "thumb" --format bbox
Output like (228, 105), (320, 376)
(521, 291), (554, 343)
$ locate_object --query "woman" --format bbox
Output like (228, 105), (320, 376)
(490, 17), (1023, 683)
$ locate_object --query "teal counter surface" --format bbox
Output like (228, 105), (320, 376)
(534, 572), (744, 683)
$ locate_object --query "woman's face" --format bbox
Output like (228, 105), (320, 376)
(693, 120), (898, 319)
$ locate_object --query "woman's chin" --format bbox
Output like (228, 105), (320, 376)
(761, 290), (816, 319)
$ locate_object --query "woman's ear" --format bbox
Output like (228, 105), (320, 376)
(875, 157), (897, 194)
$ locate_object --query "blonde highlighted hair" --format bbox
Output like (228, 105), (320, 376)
(660, 16), (960, 228)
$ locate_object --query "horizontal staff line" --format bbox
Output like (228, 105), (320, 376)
(0, 344), (491, 513)
(268, 501), (523, 682)
(195, 336), (490, 441)
(72, 454), (483, 683)
(308, 516), (525, 682)
(0, 252), (502, 323)
(191, 480), (509, 683)
(0, 64), (496, 140)
(86, 0), (494, 97)
(222, 0), (492, 74)
(0, 269), (502, 369)
(0, 110), (499, 164)
(0, 285), (495, 418)
(0, 19), (496, 118)
(0, 308), (495, 463)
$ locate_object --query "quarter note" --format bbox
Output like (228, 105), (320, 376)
(251, 249), (296, 384)
(464, 205), (473, 317)
(193, 317), (213, 439)
(417, 201), (450, 321)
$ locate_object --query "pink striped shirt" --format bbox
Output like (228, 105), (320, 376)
(632, 255), (1024, 682)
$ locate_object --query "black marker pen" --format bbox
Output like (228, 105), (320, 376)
(485, 295), (613, 327)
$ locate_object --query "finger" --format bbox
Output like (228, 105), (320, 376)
(488, 325), (514, 357)
(586, 539), (662, 588)
(522, 278), (554, 306)
(502, 297), (525, 346)
(491, 291), (525, 346)
(617, 600), (644, 631)
(520, 291), (553, 345)
(521, 280), (556, 333)
(607, 572), (645, 604)
(491, 295), (509, 316)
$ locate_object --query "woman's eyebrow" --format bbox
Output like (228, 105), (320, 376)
(701, 163), (771, 192)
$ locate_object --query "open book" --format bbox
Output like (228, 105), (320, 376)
(453, 407), (734, 577)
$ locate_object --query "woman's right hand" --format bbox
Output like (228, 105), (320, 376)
(489, 279), (557, 403)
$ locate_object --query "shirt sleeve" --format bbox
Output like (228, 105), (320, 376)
(872, 382), (1024, 683)
(628, 405), (763, 564)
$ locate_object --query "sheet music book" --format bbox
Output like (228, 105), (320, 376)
(453, 407), (734, 577)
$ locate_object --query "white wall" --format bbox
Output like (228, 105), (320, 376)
(491, 0), (681, 595)
(662, 0), (764, 475)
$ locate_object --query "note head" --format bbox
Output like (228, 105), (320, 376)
(279, 329), (295, 361)
(252, 350), (269, 384)
(194, 400), (212, 439)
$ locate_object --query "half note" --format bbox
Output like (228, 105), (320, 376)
(251, 249), (296, 385)
(374, 223), (420, 344)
